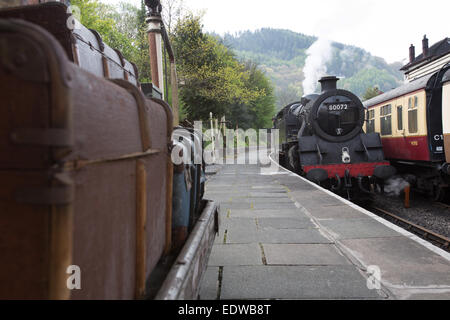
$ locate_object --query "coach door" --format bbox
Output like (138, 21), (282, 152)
(442, 70), (450, 163)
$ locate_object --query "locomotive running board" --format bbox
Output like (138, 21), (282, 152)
(155, 200), (219, 300)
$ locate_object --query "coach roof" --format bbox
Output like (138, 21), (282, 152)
(363, 73), (434, 108)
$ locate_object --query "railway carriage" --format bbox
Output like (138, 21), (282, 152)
(363, 65), (450, 200)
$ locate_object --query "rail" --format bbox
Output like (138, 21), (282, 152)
(372, 206), (450, 251)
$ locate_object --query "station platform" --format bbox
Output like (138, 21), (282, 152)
(199, 152), (450, 300)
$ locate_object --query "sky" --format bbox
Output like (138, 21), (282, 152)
(101, 0), (449, 64)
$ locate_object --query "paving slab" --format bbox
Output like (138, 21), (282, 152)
(204, 191), (249, 198)
(251, 186), (286, 190)
(221, 266), (383, 299)
(219, 202), (253, 210)
(229, 209), (306, 219)
(319, 218), (402, 239)
(405, 292), (450, 300)
(217, 217), (257, 244)
(263, 244), (350, 265)
(249, 197), (294, 203)
(257, 217), (316, 229)
(256, 228), (332, 244)
(340, 237), (450, 292)
(199, 267), (219, 300)
(249, 192), (289, 198)
(249, 190), (287, 194)
(303, 204), (369, 220)
(224, 227), (259, 243)
(209, 244), (263, 266)
(226, 228), (332, 244)
(288, 190), (341, 205)
(220, 217), (258, 231)
(252, 202), (297, 210)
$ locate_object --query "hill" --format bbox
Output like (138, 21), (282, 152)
(218, 28), (404, 108)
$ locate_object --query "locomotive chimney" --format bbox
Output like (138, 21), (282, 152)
(319, 76), (339, 92)
(422, 35), (429, 57)
(409, 44), (415, 63)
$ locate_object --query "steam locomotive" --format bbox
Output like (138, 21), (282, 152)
(274, 76), (396, 199)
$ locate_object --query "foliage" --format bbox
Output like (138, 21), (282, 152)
(222, 29), (404, 105)
(339, 68), (398, 97)
(276, 85), (302, 110)
(70, 1), (276, 128)
(227, 62), (276, 129)
(173, 14), (274, 127)
(363, 86), (383, 101)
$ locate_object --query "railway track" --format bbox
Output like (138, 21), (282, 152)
(434, 202), (450, 210)
(371, 206), (450, 252)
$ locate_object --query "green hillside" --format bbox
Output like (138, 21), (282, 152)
(219, 28), (404, 108)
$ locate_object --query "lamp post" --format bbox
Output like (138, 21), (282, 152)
(145, 0), (180, 126)
(145, 0), (164, 98)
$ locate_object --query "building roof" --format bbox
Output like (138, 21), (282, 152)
(401, 37), (450, 72)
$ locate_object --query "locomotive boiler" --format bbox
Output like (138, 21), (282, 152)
(274, 76), (395, 199)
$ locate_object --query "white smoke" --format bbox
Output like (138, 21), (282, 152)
(302, 38), (333, 95)
(384, 176), (410, 196)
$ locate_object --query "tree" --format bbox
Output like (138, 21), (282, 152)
(241, 62), (276, 129)
(69, 1), (277, 127)
(172, 14), (263, 122)
(162, 0), (186, 34)
(276, 85), (301, 109)
(363, 86), (382, 101)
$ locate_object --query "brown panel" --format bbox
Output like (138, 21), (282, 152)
(145, 153), (167, 275)
(135, 160), (147, 299)
(0, 35), (50, 169)
(70, 161), (136, 300)
(66, 68), (144, 162)
(0, 171), (50, 299)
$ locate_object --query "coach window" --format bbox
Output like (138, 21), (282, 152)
(408, 96), (418, 133)
(366, 109), (375, 133)
(397, 105), (403, 130)
(380, 104), (392, 135)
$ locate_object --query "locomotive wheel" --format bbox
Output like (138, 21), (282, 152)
(287, 145), (301, 173)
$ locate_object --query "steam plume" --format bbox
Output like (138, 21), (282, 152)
(302, 38), (333, 95)
(384, 176), (410, 196)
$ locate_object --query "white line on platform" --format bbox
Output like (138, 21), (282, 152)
(267, 153), (450, 262)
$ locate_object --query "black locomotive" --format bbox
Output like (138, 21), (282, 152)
(274, 76), (396, 199)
